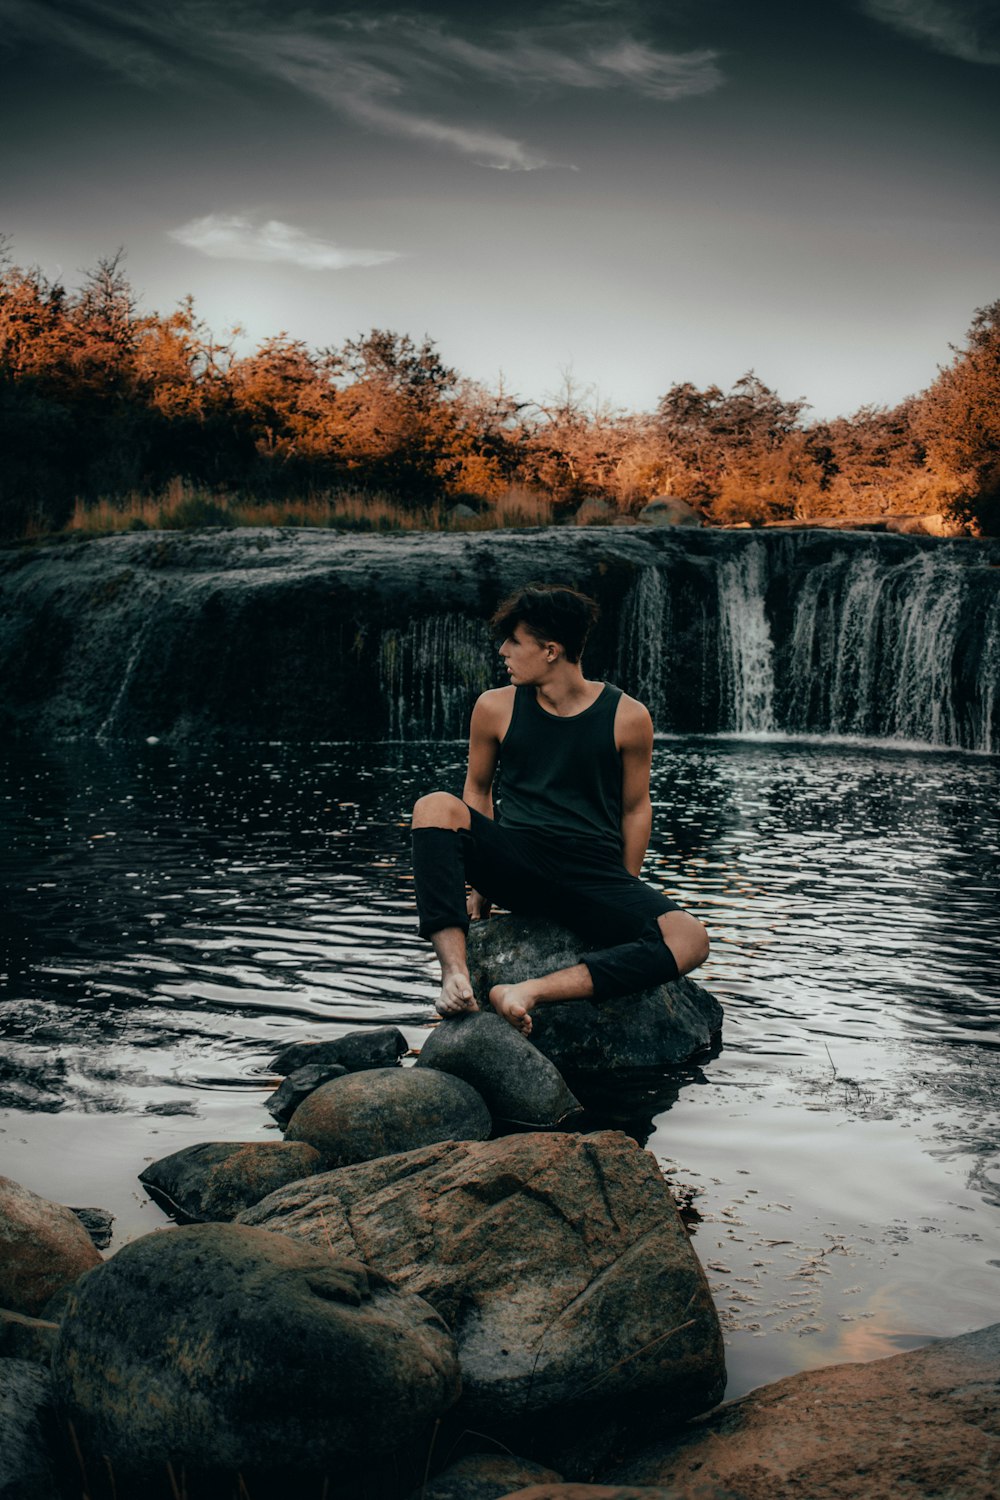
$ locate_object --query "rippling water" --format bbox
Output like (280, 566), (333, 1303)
(1, 736), (998, 1400)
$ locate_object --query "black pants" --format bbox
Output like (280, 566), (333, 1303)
(412, 807), (683, 1001)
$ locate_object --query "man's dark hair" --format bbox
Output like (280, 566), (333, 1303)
(489, 584), (600, 664)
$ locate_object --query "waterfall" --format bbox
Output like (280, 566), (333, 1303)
(716, 543), (776, 733)
(379, 613), (494, 739)
(617, 566), (671, 727)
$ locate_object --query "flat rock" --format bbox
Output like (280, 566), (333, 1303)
(139, 1140), (322, 1222)
(285, 1067), (491, 1167)
(52, 1223), (460, 1475)
(408, 1454), (563, 1500)
(241, 1130), (725, 1430)
(0, 1175), (102, 1316)
(416, 1012), (582, 1129)
(605, 1321), (1000, 1500)
(466, 918), (723, 1074)
(264, 1062), (348, 1125)
(0, 1357), (59, 1500)
(271, 1026), (408, 1076)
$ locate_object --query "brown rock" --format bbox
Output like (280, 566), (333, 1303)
(637, 497), (701, 527)
(285, 1066), (491, 1166)
(241, 1131), (725, 1429)
(0, 1175), (102, 1316)
(139, 1139), (322, 1222)
(605, 1321), (1000, 1500)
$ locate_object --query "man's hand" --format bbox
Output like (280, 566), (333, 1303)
(467, 888), (491, 922)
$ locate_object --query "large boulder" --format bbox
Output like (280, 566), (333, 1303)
(138, 1140), (322, 1222)
(416, 1013), (582, 1129)
(51, 1223), (460, 1475)
(605, 1322), (1000, 1500)
(0, 1175), (102, 1316)
(637, 497), (701, 527)
(407, 1454), (563, 1500)
(271, 1025), (408, 1076)
(241, 1131), (725, 1432)
(466, 918), (723, 1075)
(285, 1066), (491, 1166)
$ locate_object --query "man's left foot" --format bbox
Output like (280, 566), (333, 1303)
(489, 983), (535, 1036)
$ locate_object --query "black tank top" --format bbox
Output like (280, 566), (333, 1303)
(498, 683), (624, 855)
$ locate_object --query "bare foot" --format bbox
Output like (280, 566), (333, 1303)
(489, 983), (535, 1037)
(436, 969), (479, 1018)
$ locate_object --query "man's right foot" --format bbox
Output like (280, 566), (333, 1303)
(435, 970), (478, 1018)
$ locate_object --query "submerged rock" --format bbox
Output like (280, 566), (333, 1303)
(242, 1130), (725, 1430)
(465, 917), (723, 1075)
(0, 1175), (102, 1316)
(271, 1025), (408, 1076)
(285, 1066), (491, 1167)
(139, 1140), (322, 1222)
(605, 1321), (1000, 1500)
(52, 1223), (460, 1475)
(264, 1063), (347, 1126)
(416, 1012), (582, 1129)
(408, 1454), (563, 1500)
(0, 1357), (58, 1500)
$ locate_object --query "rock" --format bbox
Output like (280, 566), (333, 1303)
(69, 1206), (115, 1249)
(575, 498), (614, 524)
(138, 1140), (322, 1222)
(242, 1130), (725, 1431)
(285, 1067), (491, 1167)
(885, 512), (961, 537)
(408, 1454), (563, 1500)
(466, 918), (723, 1075)
(51, 1223), (460, 1475)
(264, 1062), (347, 1125)
(0, 1307), (59, 1364)
(450, 503), (480, 521)
(0, 1357), (59, 1500)
(637, 497), (701, 527)
(605, 1321), (1000, 1500)
(416, 1013), (582, 1129)
(503, 1490), (680, 1500)
(0, 1175), (102, 1316)
(271, 1025), (408, 1076)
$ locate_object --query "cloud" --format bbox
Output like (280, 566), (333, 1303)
(169, 214), (400, 270)
(2, 1), (723, 170)
(860, 0), (1000, 64)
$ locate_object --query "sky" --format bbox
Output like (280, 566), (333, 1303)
(2, 0), (999, 419)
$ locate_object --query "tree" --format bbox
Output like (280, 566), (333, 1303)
(916, 300), (1000, 534)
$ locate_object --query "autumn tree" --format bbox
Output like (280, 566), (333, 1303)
(916, 300), (1000, 534)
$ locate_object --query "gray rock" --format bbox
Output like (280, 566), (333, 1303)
(637, 497), (701, 527)
(264, 1062), (347, 1125)
(408, 1454), (563, 1500)
(242, 1130), (725, 1429)
(605, 1321), (1000, 1500)
(271, 1025), (408, 1076)
(0, 1175), (102, 1316)
(416, 1012), (582, 1129)
(0, 1307), (59, 1365)
(466, 918), (723, 1074)
(69, 1206), (114, 1249)
(0, 1357), (58, 1500)
(285, 1066), (491, 1167)
(51, 1223), (460, 1474)
(139, 1140), (322, 1223)
(575, 497), (614, 524)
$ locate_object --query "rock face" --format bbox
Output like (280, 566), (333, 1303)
(0, 1175), (102, 1315)
(285, 1066), (492, 1166)
(606, 1321), (1000, 1500)
(465, 918), (724, 1074)
(242, 1131), (725, 1428)
(271, 1025), (408, 1076)
(416, 1012), (582, 1129)
(407, 1454), (563, 1500)
(138, 1140), (322, 1222)
(52, 1223), (460, 1474)
(0, 1357), (58, 1500)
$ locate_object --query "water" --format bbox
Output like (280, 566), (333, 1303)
(1, 736), (998, 1401)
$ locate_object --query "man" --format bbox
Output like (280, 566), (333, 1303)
(411, 584), (709, 1035)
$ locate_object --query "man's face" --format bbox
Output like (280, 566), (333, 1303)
(498, 624), (555, 684)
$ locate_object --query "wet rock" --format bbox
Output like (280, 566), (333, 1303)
(70, 1206), (115, 1249)
(271, 1025), (408, 1076)
(637, 497), (701, 527)
(416, 1012), (582, 1129)
(0, 1357), (59, 1500)
(264, 1062), (347, 1125)
(0, 1307), (59, 1364)
(466, 917), (723, 1075)
(285, 1067), (491, 1167)
(604, 1321), (1000, 1500)
(52, 1223), (460, 1474)
(408, 1454), (563, 1500)
(0, 1175), (102, 1316)
(242, 1130), (725, 1430)
(138, 1140), (322, 1223)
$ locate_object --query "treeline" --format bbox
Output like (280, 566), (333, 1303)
(1, 245), (998, 538)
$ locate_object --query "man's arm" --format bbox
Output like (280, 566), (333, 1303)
(462, 690), (505, 817)
(617, 697), (655, 877)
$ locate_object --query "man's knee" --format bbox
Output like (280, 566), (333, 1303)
(657, 910), (710, 974)
(411, 791), (471, 831)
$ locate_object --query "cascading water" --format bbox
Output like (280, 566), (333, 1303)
(616, 565), (671, 726)
(716, 543), (777, 734)
(379, 613), (494, 739)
